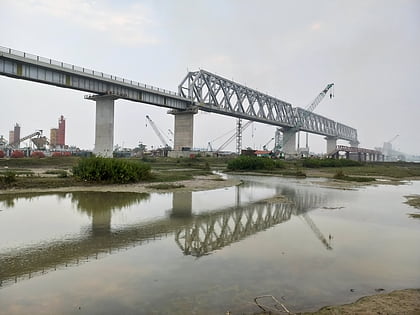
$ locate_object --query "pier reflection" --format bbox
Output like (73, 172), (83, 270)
(0, 181), (331, 288)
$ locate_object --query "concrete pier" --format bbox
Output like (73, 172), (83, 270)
(282, 128), (297, 157)
(326, 136), (337, 155)
(86, 95), (117, 157)
(170, 108), (197, 151)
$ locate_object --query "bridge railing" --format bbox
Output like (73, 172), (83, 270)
(0, 45), (179, 97)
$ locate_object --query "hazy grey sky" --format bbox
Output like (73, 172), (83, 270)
(1, 0), (419, 154)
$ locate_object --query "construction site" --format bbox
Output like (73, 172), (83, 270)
(0, 115), (77, 158)
(1, 110), (417, 162)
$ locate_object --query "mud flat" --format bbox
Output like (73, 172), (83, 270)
(297, 289), (420, 315)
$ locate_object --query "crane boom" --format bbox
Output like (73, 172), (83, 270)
(305, 83), (334, 115)
(281, 83), (334, 152)
(145, 115), (170, 148)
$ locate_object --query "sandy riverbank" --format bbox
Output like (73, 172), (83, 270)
(297, 289), (420, 315)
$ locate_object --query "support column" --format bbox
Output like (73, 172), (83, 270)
(170, 108), (198, 152)
(325, 136), (337, 155)
(86, 94), (117, 157)
(282, 128), (297, 158)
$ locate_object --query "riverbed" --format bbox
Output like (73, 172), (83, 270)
(0, 175), (419, 314)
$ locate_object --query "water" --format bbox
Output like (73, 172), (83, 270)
(0, 176), (419, 314)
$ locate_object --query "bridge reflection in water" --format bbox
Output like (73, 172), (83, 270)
(0, 181), (331, 288)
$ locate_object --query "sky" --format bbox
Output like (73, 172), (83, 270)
(1, 0), (419, 155)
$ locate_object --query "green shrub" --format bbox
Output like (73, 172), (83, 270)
(0, 171), (17, 186)
(227, 156), (279, 171)
(72, 157), (151, 183)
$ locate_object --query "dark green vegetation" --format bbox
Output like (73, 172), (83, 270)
(227, 156), (285, 171)
(0, 171), (17, 186)
(72, 157), (151, 184)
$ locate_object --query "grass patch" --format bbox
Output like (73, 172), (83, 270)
(44, 170), (68, 178)
(0, 156), (80, 168)
(408, 213), (420, 219)
(147, 183), (185, 190)
(302, 158), (362, 168)
(333, 170), (376, 182)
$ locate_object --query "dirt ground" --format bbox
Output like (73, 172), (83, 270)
(297, 289), (420, 315)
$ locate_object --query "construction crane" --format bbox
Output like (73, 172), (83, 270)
(262, 137), (274, 151)
(386, 134), (399, 144)
(281, 83), (335, 154)
(9, 130), (43, 148)
(145, 115), (171, 149)
(216, 120), (253, 152)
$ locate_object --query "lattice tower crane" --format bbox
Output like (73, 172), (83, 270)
(277, 83), (334, 154)
(219, 120), (253, 153)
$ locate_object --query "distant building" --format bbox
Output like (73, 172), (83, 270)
(50, 115), (66, 148)
(8, 123), (20, 146)
(50, 128), (58, 147)
(9, 130), (14, 144)
(57, 115), (65, 146)
(13, 124), (20, 144)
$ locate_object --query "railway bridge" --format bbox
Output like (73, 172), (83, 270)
(0, 46), (358, 156)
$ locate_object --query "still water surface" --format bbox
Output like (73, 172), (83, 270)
(0, 176), (419, 314)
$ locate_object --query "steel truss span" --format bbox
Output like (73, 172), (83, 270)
(179, 70), (358, 142)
